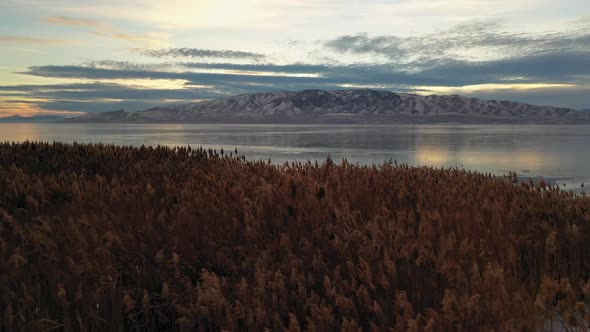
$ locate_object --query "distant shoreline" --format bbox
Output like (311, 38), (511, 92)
(63, 115), (590, 125)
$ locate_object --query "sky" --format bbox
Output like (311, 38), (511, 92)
(0, 0), (589, 117)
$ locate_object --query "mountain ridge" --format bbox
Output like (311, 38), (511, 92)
(66, 89), (590, 124)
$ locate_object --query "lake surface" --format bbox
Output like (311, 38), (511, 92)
(0, 123), (588, 191)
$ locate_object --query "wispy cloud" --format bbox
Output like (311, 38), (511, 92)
(431, 84), (590, 111)
(85, 60), (326, 75)
(134, 48), (267, 61)
(0, 82), (223, 114)
(0, 35), (80, 45)
(0, 98), (86, 117)
(19, 46), (590, 88)
(33, 0), (353, 30)
(323, 20), (590, 63)
(84, 60), (174, 72)
(43, 15), (170, 47)
(43, 15), (103, 28)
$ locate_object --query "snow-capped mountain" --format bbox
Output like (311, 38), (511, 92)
(67, 90), (590, 124)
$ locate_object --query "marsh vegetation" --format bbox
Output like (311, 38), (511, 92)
(0, 142), (589, 331)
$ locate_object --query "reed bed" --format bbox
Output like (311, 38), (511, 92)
(0, 141), (589, 331)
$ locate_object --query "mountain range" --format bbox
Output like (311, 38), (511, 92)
(60, 89), (590, 124)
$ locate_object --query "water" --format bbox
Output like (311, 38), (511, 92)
(0, 123), (588, 191)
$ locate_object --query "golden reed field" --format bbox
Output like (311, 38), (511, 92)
(1, 141), (589, 331)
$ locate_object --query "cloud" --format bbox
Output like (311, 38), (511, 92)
(416, 51), (590, 85)
(8, 82), (220, 101)
(83, 60), (175, 72)
(43, 15), (170, 47)
(0, 82), (224, 113)
(17, 64), (339, 86)
(43, 15), (103, 28)
(27, 0), (362, 31)
(0, 35), (79, 45)
(0, 99), (86, 117)
(134, 48), (267, 61)
(180, 62), (329, 73)
(12, 48), (590, 111)
(19, 46), (590, 88)
(323, 20), (590, 63)
(445, 85), (590, 110)
(86, 60), (328, 74)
